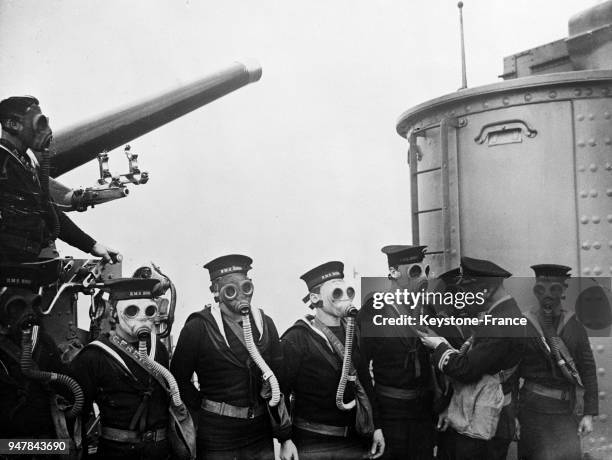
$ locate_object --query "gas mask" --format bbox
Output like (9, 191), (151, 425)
(311, 279), (357, 318)
(215, 273), (254, 315)
(19, 105), (53, 152)
(0, 288), (42, 342)
(534, 278), (566, 317)
(389, 263), (430, 292)
(114, 298), (158, 341)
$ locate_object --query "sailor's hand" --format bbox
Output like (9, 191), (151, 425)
(260, 379), (272, 400)
(416, 328), (449, 349)
(578, 415), (593, 435)
(90, 242), (122, 264)
(280, 439), (299, 460)
(368, 428), (385, 459)
(437, 413), (450, 432)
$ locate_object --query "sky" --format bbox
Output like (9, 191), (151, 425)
(0, 0), (595, 333)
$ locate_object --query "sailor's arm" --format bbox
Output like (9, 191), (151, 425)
(169, 319), (203, 413)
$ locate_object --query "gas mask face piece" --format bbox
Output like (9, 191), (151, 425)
(0, 289), (42, 341)
(534, 278), (566, 317)
(216, 273), (254, 315)
(313, 279), (357, 318)
(20, 105), (53, 152)
(115, 298), (158, 341)
(390, 263), (430, 292)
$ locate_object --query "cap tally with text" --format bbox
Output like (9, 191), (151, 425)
(203, 254), (253, 281)
(0, 96), (39, 120)
(461, 256), (512, 279)
(0, 259), (62, 290)
(531, 264), (571, 278)
(381, 245), (427, 266)
(103, 278), (161, 301)
(300, 261), (344, 302)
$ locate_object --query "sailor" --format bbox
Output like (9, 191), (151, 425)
(0, 96), (120, 263)
(70, 277), (174, 460)
(517, 264), (597, 460)
(0, 260), (83, 459)
(417, 256), (526, 460)
(357, 245), (435, 459)
(281, 261), (385, 459)
(170, 254), (292, 460)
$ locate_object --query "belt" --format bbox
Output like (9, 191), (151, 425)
(100, 426), (167, 443)
(201, 399), (265, 419)
(294, 417), (350, 438)
(375, 384), (425, 400)
(524, 381), (572, 401)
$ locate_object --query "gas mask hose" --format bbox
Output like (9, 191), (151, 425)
(20, 327), (84, 418)
(242, 314), (280, 407)
(336, 316), (356, 411)
(40, 148), (60, 240)
(137, 329), (183, 407)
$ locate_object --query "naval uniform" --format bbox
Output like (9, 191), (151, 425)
(358, 299), (435, 460)
(170, 306), (282, 460)
(70, 333), (171, 460)
(281, 315), (378, 460)
(0, 139), (95, 262)
(518, 309), (598, 460)
(431, 295), (526, 460)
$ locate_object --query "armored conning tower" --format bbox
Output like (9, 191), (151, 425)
(396, 3), (612, 457)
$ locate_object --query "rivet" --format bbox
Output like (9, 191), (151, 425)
(581, 216), (590, 224)
(605, 138), (612, 145)
(609, 239), (612, 247)
(601, 391), (608, 399)
(589, 139), (597, 146)
(483, 102), (489, 108)
(594, 266), (603, 275)
(582, 241), (591, 250)
(590, 190), (598, 197)
(525, 93), (532, 101)
(585, 88), (593, 96)
(608, 216), (612, 224)
(451, 249), (457, 255)
(502, 97), (510, 105)
(580, 190), (589, 198)
(584, 267), (592, 275)
(602, 87), (610, 96)
(598, 367), (606, 376)
(605, 110), (611, 119)
(593, 216), (601, 224)
(600, 414), (609, 422)
(605, 162), (612, 170)
(578, 140), (586, 148)
(577, 114), (585, 121)
(579, 165), (586, 172)
(607, 189), (612, 197)
(597, 345), (605, 353)
(594, 241), (602, 249)
(549, 90), (557, 98)
(589, 113), (595, 120)
(465, 105), (471, 111)
(590, 164), (598, 172)
(575, 89), (582, 97)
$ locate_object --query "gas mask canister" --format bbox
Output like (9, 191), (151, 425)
(115, 298), (158, 341)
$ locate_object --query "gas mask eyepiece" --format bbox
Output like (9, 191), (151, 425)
(219, 279), (254, 314)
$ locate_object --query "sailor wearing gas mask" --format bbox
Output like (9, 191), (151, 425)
(357, 245), (435, 459)
(517, 264), (597, 460)
(417, 257), (526, 460)
(170, 254), (290, 460)
(0, 260), (84, 459)
(71, 278), (192, 460)
(0, 96), (120, 264)
(281, 261), (385, 460)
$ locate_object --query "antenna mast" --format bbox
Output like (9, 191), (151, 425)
(458, 1), (468, 89)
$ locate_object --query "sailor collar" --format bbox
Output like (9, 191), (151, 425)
(210, 303), (264, 347)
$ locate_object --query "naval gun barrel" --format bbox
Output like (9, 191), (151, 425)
(50, 61), (262, 177)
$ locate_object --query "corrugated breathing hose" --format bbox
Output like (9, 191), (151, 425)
(20, 327), (84, 418)
(242, 314), (280, 407)
(138, 329), (182, 407)
(336, 316), (356, 411)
